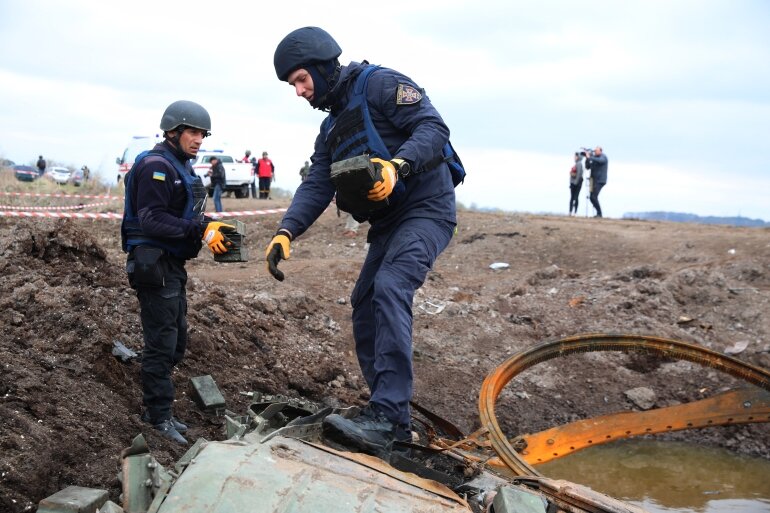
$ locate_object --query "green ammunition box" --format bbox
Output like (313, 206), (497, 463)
(37, 486), (108, 513)
(492, 486), (547, 513)
(214, 219), (249, 263)
(329, 154), (389, 212)
(191, 375), (226, 412)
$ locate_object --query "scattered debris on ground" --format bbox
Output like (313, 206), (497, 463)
(1, 199), (769, 511)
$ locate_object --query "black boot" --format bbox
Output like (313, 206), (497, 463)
(323, 404), (397, 456)
(151, 419), (188, 445)
(391, 424), (414, 458)
(171, 417), (188, 433)
(142, 411), (188, 433)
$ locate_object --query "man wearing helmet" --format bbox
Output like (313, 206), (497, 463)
(121, 100), (236, 445)
(266, 28), (457, 456)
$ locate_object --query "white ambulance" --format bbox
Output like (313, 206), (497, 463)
(115, 135), (161, 183)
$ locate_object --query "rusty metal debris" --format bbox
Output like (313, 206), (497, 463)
(38, 334), (770, 513)
(111, 340), (139, 363)
(496, 387), (770, 466)
(476, 333), (770, 476)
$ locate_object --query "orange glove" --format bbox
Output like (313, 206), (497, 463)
(203, 221), (236, 254)
(367, 158), (399, 202)
(265, 229), (291, 281)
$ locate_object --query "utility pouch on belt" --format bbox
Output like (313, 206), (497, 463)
(129, 246), (165, 288)
(330, 155), (389, 213)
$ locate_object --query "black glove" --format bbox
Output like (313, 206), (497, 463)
(265, 229), (292, 281)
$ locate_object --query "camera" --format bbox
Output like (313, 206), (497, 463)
(579, 147), (594, 157)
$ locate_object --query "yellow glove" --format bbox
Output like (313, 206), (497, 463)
(265, 230), (291, 281)
(203, 221), (236, 254)
(368, 158), (399, 202)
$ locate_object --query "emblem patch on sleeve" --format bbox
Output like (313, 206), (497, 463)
(396, 84), (422, 105)
(152, 171), (166, 181)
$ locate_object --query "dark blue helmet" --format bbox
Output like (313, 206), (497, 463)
(274, 27), (342, 82)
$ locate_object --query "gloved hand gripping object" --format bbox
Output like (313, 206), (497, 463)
(265, 229), (292, 281)
(367, 158), (403, 202)
(329, 155), (410, 212)
(203, 221), (237, 254)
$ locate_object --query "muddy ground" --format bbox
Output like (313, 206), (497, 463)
(0, 193), (769, 512)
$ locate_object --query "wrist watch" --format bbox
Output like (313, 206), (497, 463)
(394, 158), (412, 178)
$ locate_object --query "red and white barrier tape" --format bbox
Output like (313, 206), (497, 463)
(0, 211), (123, 219)
(0, 208), (288, 220)
(0, 191), (122, 200)
(0, 202), (114, 211)
(209, 208), (288, 218)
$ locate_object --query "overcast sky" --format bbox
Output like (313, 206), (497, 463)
(1, 0), (768, 220)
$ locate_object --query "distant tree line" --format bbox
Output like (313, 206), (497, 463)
(623, 211), (769, 227)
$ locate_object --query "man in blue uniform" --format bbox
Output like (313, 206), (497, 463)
(266, 27), (457, 456)
(121, 100), (235, 445)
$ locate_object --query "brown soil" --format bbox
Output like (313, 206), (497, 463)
(1, 195), (769, 512)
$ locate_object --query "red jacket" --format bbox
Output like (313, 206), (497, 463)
(257, 158), (274, 178)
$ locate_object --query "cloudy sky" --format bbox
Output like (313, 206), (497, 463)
(1, 0), (768, 220)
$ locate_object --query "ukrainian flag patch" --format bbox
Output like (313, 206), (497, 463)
(152, 171), (166, 181)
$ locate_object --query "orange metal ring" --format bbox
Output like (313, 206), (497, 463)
(478, 333), (770, 476)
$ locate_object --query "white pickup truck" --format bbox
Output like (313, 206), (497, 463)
(191, 151), (254, 198)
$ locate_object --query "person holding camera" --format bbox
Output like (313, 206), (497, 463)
(585, 146), (608, 218)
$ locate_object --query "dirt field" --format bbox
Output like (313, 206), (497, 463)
(1, 190), (769, 512)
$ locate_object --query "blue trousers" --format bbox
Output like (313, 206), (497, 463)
(213, 183), (224, 212)
(351, 217), (454, 426)
(589, 181), (605, 217)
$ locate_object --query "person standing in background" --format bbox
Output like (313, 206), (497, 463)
(585, 146), (608, 218)
(208, 156), (226, 213)
(36, 155), (46, 176)
(257, 151), (275, 199)
(569, 152), (584, 216)
(299, 160), (310, 182)
(243, 150), (257, 198)
(249, 157), (258, 198)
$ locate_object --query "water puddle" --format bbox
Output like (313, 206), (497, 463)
(537, 439), (770, 512)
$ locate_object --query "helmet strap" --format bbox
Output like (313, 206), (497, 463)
(164, 126), (194, 161)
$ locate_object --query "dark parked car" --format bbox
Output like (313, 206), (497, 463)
(13, 165), (38, 182)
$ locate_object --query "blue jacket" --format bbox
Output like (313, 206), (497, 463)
(121, 142), (207, 259)
(278, 61), (456, 240)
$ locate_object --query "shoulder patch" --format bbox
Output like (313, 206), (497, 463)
(396, 84), (422, 105)
(152, 171), (166, 181)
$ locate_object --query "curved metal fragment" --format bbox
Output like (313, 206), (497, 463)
(478, 334), (770, 476)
